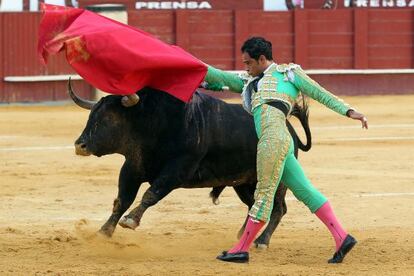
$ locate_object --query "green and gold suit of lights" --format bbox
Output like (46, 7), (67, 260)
(204, 63), (352, 221)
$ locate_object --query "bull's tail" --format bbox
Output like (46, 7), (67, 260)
(290, 98), (312, 152)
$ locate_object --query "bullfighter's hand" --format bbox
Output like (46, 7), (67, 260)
(347, 109), (368, 129)
(205, 83), (224, 91)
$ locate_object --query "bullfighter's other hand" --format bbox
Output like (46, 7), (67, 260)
(347, 109), (368, 129)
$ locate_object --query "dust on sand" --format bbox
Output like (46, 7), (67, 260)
(1, 95), (413, 275)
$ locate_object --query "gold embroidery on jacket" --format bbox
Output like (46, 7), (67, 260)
(251, 65), (296, 112)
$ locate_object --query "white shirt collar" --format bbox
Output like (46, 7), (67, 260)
(263, 62), (276, 75)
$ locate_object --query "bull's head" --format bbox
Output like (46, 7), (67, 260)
(68, 78), (139, 157)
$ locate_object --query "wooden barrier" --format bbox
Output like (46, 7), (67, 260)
(1, 9), (413, 102)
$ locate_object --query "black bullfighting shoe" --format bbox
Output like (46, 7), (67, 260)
(328, 234), (357, 264)
(216, 251), (249, 263)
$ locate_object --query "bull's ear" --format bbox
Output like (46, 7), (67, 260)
(121, 94), (140, 107)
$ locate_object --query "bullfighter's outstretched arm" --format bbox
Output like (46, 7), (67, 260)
(287, 66), (368, 128)
(203, 65), (244, 93)
(288, 66), (352, 116)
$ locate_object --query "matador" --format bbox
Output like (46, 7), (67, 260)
(203, 37), (368, 264)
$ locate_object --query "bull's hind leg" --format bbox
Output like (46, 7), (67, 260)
(254, 183), (288, 248)
(233, 185), (255, 239)
(99, 162), (142, 237)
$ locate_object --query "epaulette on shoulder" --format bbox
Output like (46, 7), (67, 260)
(276, 63), (301, 73)
(238, 71), (251, 81)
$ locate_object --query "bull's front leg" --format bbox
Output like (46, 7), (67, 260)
(99, 161), (143, 237)
(119, 154), (200, 230)
(118, 179), (175, 230)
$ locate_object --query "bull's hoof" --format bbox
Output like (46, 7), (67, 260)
(98, 229), (112, 238)
(255, 243), (269, 249)
(118, 217), (139, 230)
(98, 226), (115, 238)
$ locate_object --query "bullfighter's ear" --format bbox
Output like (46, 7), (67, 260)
(121, 94), (140, 107)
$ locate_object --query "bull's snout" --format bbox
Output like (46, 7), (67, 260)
(74, 139), (91, 156)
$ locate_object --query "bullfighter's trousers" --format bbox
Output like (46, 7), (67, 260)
(248, 103), (328, 222)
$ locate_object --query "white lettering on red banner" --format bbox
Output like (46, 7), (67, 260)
(135, 1), (212, 9)
(353, 0), (414, 7)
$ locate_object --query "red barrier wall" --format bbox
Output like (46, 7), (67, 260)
(367, 9), (413, 68)
(0, 12), (92, 102)
(126, 9), (414, 70)
(128, 10), (176, 44)
(304, 10), (354, 68)
(0, 9), (413, 102)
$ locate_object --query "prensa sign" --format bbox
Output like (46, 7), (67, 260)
(349, 0), (414, 7)
(136, 1), (212, 9)
(79, 0), (263, 10)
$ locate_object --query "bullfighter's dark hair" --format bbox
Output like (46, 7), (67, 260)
(241, 37), (273, 61)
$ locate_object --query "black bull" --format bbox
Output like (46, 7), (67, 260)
(69, 80), (311, 248)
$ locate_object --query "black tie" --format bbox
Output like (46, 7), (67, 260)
(252, 72), (265, 92)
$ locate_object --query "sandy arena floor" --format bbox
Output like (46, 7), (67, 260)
(0, 94), (413, 275)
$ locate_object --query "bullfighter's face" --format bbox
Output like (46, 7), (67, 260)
(242, 52), (269, 77)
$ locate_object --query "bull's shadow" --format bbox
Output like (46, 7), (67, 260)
(68, 79), (311, 248)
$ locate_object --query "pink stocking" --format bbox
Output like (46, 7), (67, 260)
(315, 201), (348, 250)
(228, 217), (265, 253)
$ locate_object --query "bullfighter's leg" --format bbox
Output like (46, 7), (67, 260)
(251, 121), (298, 247)
(217, 105), (290, 263)
(233, 185), (255, 239)
(280, 152), (357, 263)
(99, 161), (142, 237)
(254, 183), (288, 248)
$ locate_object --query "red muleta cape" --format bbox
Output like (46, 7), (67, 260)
(38, 4), (207, 102)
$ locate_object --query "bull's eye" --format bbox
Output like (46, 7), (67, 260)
(89, 122), (98, 139)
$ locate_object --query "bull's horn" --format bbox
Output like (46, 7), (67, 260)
(67, 77), (96, 110)
(121, 94), (140, 107)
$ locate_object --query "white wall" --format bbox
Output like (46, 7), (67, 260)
(0, 0), (23, 11)
(264, 0), (304, 11)
(264, 0), (288, 10)
(44, 0), (66, 6)
(30, 0), (39, 11)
